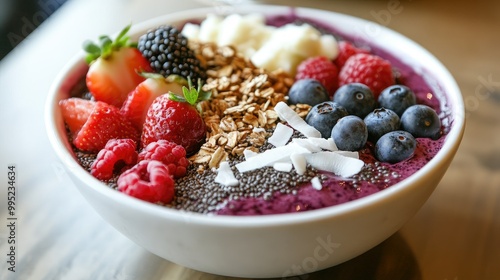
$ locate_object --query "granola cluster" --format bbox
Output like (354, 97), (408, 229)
(188, 42), (310, 170)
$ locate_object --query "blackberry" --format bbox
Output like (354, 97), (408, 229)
(138, 26), (206, 83)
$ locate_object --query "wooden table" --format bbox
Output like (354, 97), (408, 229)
(1, 0), (499, 279)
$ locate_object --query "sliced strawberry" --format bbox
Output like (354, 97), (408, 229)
(59, 98), (96, 138)
(60, 98), (140, 153)
(121, 74), (186, 130)
(84, 25), (152, 108)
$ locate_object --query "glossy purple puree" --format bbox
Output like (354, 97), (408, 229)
(216, 12), (451, 215)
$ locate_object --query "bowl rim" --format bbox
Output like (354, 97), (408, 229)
(45, 4), (465, 228)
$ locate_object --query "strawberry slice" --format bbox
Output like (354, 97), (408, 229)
(59, 98), (140, 152)
(59, 98), (95, 137)
(121, 74), (186, 130)
(83, 25), (152, 108)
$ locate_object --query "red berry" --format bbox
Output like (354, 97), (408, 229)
(59, 98), (96, 138)
(117, 160), (175, 204)
(334, 41), (370, 69)
(138, 140), (190, 178)
(60, 98), (140, 152)
(141, 95), (206, 155)
(338, 53), (394, 98)
(84, 25), (153, 108)
(121, 74), (185, 130)
(91, 139), (138, 180)
(295, 56), (339, 96)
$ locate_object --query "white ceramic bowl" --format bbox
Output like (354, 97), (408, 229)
(45, 5), (465, 278)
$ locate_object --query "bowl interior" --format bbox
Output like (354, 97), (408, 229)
(45, 5), (465, 226)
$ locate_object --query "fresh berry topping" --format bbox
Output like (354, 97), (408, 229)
(334, 41), (370, 69)
(338, 53), (394, 98)
(401, 104), (441, 139)
(141, 78), (209, 155)
(59, 97), (96, 137)
(295, 56), (339, 95)
(375, 130), (416, 163)
(364, 108), (401, 143)
(378, 85), (416, 116)
(117, 160), (175, 204)
(332, 115), (368, 151)
(333, 83), (376, 118)
(138, 140), (190, 178)
(90, 139), (138, 180)
(138, 25), (206, 84)
(288, 79), (330, 106)
(121, 74), (186, 130)
(83, 25), (153, 107)
(60, 98), (140, 152)
(305, 101), (348, 139)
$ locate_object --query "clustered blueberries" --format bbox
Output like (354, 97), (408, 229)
(300, 82), (441, 163)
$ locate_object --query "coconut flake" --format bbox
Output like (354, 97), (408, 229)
(305, 152), (364, 178)
(235, 142), (310, 173)
(290, 153), (307, 175)
(243, 149), (259, 160)
(334, 151), (359, 159)
(268, 123), (293, 147)
(291, 138), (322, 152)
(315, 138), (338, 151)
(273, 162), (293, 172)
(311, 177), (322, 190)
(214, 161), (239, 187)
(274, 102), (321, 138)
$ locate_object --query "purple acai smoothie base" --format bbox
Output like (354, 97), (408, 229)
(67, 12), (453, 216)
(215, 13), (451, 215)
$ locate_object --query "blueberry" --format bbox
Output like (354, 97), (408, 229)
(378, 85), (416, 116)
(288, 79), (330, 106)
(363, 108), (400, 143)
(401, 104), (441, 139)
(305, 101), (348, 138)
(333, 83), (376, 118)
(332, 116), (368, 151)
(375, 131), (416, 163)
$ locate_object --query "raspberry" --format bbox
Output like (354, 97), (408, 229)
(338, 53), (394, 98)
(117, 160), (175, 204)
(295, 56), (339, 96)
(334, 41), (370, 69)
(90, 139), (138, 180)
(138, 140), (190, 178)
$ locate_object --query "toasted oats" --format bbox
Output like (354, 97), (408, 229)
(188, 42), (292, 168)
(209, 146), (228, 169)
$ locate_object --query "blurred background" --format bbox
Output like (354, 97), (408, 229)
(0, 0), (68, 60)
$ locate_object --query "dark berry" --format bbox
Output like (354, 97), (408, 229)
(305, 101), (348, 138)
(375, 131), (416, 163)
(378, 85), (416, 116)
(401, 104), (441, 139)
(138, 26), (206, 84)
(288, 79), (330, 106)
(364, 108), (400, 143)
(331, 116), (368, 151)
(333, 83), (376, 118)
